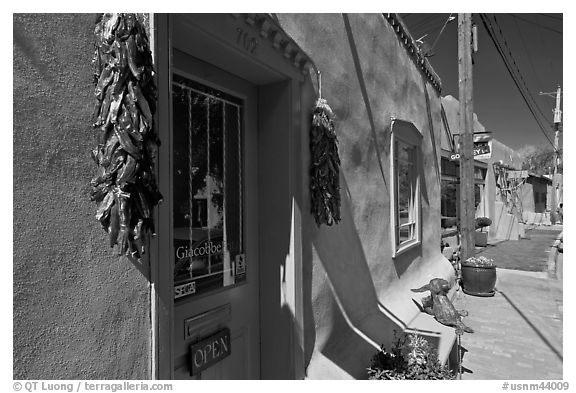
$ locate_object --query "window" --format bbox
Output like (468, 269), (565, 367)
(390, 119), (422, 255)
(172, 74), (245, 300)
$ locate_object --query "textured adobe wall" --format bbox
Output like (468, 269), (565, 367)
(13, 14), (151, 379)
(278, 14), (453, 378)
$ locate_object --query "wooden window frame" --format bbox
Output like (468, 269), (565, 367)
(390, 119), (423, 257)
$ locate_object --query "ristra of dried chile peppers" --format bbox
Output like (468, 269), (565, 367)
(91, 13), (162, 259)
(310, 97), (341, 227)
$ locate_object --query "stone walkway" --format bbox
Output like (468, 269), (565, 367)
(474, 227), (562, 271)
(453, 226), (563, 380)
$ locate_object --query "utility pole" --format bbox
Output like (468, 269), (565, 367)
(540, 86), (562, 224)
(458, 14), (475, 261)
(551, 86), (562, 224)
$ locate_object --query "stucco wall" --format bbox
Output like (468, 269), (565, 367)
(278, 14), (453, 378)
(13, 14), (151, 379)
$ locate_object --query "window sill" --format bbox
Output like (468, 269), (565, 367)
(393, 239), (421, 258)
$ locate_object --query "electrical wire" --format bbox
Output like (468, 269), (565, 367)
(480, 14), (555, 149)
(410, 15), (446, 36)
(407, 15), (436, 31)
(512, 15), (545, 93)
(508, 14), (562, 35)
(430, 14), (454, 52)
(537, 13), (563, 22)
(490, 14), (552, 125)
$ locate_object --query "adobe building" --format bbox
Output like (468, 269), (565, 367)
(14, 13), (456, 380)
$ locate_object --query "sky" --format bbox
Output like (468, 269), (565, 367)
(399, 13), (563, 152)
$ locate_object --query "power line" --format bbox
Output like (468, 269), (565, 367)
(489, 14), (556, 147)
(490, 15), (552, 124)
(512, 16), (544, 93)
(537, 13), (563, 21)
(411, 15), (447, 36)
(430, 14), (455, 53)
(509, 14), (562, 35)
(409, 15), (437, 31)
(480, 14), (555, 148)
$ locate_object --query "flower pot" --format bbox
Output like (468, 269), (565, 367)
(460, 263), (496, 297)
(475, 231), (488, 247)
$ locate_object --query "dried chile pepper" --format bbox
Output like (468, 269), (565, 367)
(90, 182), (111, 202)
(128, 81), (152, 125)
(116, 154), (138, 185)
(116, 190), (132, 256)
(114, 125), (140, 159)
(123, 93), (140, 135)
(126, 35), (144, 80)
(108, 200), (120, 247)
(95, 190), (115, 223)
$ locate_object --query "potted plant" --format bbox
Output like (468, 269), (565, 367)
(460, 255), (497, 297)
(367, 332), (455, 380)
(474, 217), (492, 247)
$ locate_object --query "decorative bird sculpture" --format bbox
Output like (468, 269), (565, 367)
(412, 278), (474, 334)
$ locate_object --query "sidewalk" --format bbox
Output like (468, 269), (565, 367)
(452, 227), (563, 380)
(475, 227), (562, 271)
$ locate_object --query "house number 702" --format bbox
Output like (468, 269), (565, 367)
(236, 27), (258, 55)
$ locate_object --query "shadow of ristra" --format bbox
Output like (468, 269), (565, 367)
(307, 172), (403, 378)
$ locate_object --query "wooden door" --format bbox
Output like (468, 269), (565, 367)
(171, 52), (260, 379)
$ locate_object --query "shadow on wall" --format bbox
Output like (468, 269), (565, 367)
(299, 16), (447, 378)
(305, 173), (404, 378)
(13, 20), (57, 86)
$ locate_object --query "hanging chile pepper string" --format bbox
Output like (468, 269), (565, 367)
(90, 13), (162, 259)
(310, 68), (341, 227)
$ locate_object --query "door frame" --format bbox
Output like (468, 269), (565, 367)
(150, 13), (310, 379)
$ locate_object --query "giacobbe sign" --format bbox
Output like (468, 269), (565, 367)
(189, 328), (231, 376)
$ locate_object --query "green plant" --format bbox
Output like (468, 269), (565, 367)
(367, 332), (455, 380)
(475, 217), (492, 231)
(464, 255), (496, 267)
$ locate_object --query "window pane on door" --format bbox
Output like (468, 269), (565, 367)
(172, 75), (245, 300)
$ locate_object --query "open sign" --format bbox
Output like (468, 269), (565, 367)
(189, 328), (231, 376)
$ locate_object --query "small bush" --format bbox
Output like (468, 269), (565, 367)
(475, 217), (492, 230)
(367, 332), (455, 380)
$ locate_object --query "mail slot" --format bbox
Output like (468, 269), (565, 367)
(189, 328), (231, 376)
